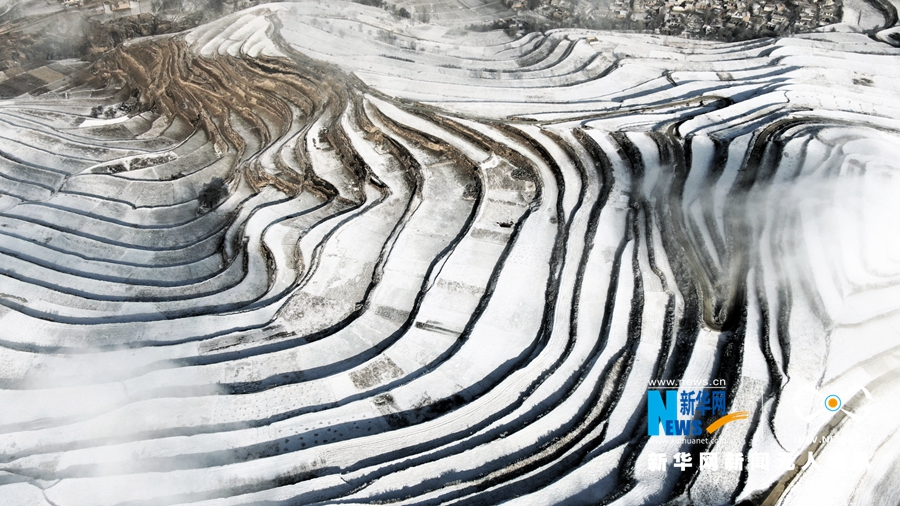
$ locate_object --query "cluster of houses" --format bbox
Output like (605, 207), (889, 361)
(506, 0), (841, 40)
(643, 0), (842, 37)
(58, 0), (151, 15)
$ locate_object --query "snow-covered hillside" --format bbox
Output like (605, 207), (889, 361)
(0, 1), (898, 504)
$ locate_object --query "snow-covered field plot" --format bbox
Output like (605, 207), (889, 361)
(0, 0), (897, 504)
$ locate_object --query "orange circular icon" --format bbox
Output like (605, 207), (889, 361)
(824, 395), (841, 411)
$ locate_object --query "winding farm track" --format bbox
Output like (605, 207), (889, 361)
(0, 1), (899, 504)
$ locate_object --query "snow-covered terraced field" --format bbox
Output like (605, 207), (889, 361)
(0, 1), (898, 504)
